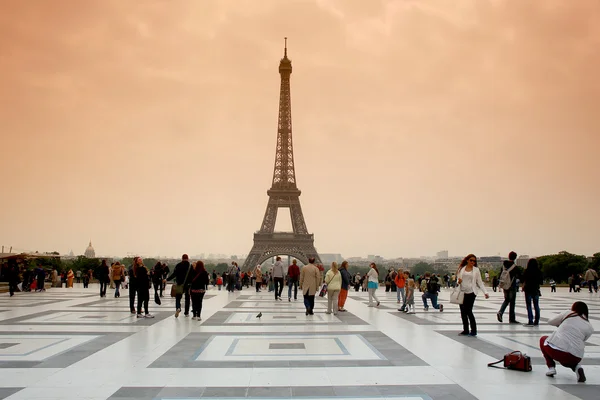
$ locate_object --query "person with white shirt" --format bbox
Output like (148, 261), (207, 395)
(456, 254), (489, 337)
(540, 301), (594, 382)
(367, 263), (381, 307)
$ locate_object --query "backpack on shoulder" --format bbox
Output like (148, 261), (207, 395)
(498, 265), (516, 290)
(427, 277), (440, 293)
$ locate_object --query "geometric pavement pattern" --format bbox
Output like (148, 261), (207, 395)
(0, 285), (597, 400)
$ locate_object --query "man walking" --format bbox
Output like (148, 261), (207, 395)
(272, 256), (285, 301)
(300, 257), (321, 315)
(151, 262), (164, 298)
(584, 267), (599, 293)
(128, 262), (137, 314)
(287, 259), (300, 301)
(7, 261), (19, 297)
(497, 251), (520, 324)
(167, 254), (192, 318)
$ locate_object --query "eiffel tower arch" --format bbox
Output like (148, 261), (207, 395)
(242, 39), (321, 270)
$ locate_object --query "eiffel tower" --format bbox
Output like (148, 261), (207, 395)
(242, 39), (321, 270)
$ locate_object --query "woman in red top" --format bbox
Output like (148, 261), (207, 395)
(395, 269), (407, 311)
(287, 259), (301, 301)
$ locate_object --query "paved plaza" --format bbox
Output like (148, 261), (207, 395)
(0, 285), (597, 400)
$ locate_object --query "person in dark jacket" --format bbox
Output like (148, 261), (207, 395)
(7, 261), (20, 297)
(338, 261), (352, 312)
(22, 268), (31, 292)
(151, 262), (164, 298)
(492, 276), (499, 292)
(167, 254), (192, 318)
(133, 257), (154, 318)
(98, 260), (110, 297)
(189, 261), (210, 320)
(287, 259), (300, 301)
(497, 251), (520, 324)
(522, 258), (543, 326)
(35, 266), (46, 292)
(161, 263), (169, 291)
(128, 264), (137, 314)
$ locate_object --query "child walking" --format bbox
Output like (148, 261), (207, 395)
(404, 279), (416, 314)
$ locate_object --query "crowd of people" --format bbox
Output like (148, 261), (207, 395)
(3, 250), (595, 383)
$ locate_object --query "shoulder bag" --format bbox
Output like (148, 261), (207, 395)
(449, 285), (464, 305)
(450, 268), (469, 305)
(171, 265), (192, 297)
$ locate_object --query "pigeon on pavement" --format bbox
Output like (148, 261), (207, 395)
(256, 312), (262, 319)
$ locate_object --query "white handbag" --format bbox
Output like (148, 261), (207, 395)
(450, 286), (464, 305)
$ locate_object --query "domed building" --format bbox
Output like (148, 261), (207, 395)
(84, 240), (96, 258)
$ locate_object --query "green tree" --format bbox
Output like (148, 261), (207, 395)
(589, 252), (600, 270)
(206, 263), (229, 275)
(69, 256), (102, 276)
(538, 251), (588, 284)
(411, 262), (433, 277)
(28, 256), (63, 271)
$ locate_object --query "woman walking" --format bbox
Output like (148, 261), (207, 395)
(254, 265), (262, 292)
(338, 261), (351, 312)
(367, 263), (380, 307)
(522, 258), (543, 327)
(456, 254), (489, 336)
(396, 270), (408, 311)
(324, 262), (342, 315)
(66, 269), (74, 288)
(541, 302), (593, 382)
(133, 257), (154, 318)
(111, 262), (124, 297)
(190, 261), (210, 321)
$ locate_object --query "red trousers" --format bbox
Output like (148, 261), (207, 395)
(539, 336), (581, 370)
(338, 288), (348, 309)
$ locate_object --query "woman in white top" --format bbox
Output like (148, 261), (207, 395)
(324, 262), (342, 315)
(456, 254), (489, 336)
(540, 301), (593, 382)
(367, 263), (381, 307)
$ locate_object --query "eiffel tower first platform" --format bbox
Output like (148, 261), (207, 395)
(242, 39), (321, 270)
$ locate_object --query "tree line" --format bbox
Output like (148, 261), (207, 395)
(29, 251), (600, 285)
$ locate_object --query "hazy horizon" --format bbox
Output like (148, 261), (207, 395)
(1, 1), (599, 260)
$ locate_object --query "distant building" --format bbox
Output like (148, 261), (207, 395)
(84, 241), (95, 258)
(436, 250), (449, 259)
(516, 255), (530, 268)
(479, 256), (502, 263)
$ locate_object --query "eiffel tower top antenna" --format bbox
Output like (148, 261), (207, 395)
(284, 37), (287, 57)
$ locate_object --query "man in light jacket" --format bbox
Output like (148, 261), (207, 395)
(300, 257), (322, 315)
(584, 267), (598, 293)
(272, 256), (285, 301)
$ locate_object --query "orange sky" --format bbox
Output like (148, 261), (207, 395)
(1, 0), (598, 259)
